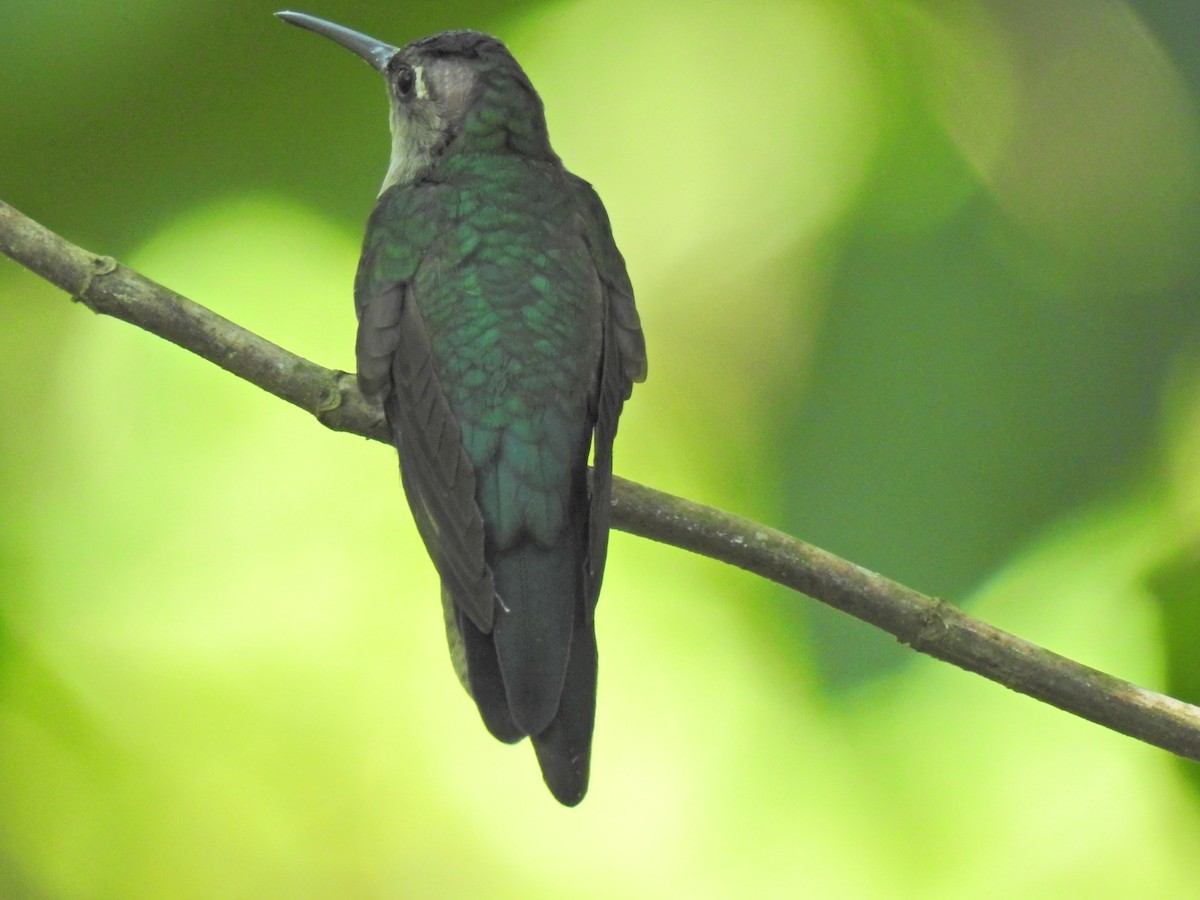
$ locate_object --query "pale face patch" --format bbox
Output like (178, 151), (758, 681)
(414, 65), (430, 100)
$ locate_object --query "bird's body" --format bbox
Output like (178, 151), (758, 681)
(279, 13), (645, 805)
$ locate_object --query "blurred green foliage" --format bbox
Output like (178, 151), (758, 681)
(3, 0), (1200, 895)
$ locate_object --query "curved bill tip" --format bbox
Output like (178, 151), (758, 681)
(275, 11), (398, 72)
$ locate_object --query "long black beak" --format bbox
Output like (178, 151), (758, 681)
(275, 11), (398, 72)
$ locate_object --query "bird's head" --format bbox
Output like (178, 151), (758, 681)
(277, 12), (557, 193)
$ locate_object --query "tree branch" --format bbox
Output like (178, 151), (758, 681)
(4, 197), (1199, 762)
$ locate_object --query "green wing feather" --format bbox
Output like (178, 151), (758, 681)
(355, 184), (497, 634)
(567, 174), (646, 607)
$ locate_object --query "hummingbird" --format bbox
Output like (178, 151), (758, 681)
(277, 12), (646, 805)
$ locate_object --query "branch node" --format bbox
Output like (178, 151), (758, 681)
(314, 370), (363, 430)
(316, 377), (346, 414)
(75, 255), (118, 309)
(315, 395), (340, 417)
(906, 598), (953, 652)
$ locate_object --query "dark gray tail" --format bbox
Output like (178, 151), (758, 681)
(454, 537), (596, 805)
(530, 600), (596, 806)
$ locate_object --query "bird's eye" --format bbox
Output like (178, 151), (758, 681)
(396, 66), (416, 98)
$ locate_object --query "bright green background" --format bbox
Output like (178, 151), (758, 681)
(4, 0), (1200, 896)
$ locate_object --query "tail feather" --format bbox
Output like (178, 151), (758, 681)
(443, 534), (597, 804)
(454, 604), (523, 744)
(531, 604), (596, 806)
(442, 467), (598, 804)
(491, 542), (575, 736)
